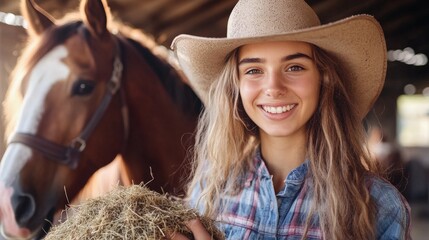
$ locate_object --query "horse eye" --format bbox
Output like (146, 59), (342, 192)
(71, 79), (95, 96)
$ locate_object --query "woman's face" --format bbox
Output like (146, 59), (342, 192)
(238, 41), (321, 140)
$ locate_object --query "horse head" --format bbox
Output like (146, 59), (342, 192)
(0, 0), (131, 238)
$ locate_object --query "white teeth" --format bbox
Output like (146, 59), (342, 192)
(262, 104), (295, 114)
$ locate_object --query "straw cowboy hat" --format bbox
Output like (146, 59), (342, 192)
(171, 0), (386, 119)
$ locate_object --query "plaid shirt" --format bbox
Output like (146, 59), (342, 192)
(189, 150), (411, 239)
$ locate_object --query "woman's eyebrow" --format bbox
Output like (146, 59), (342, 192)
(238, 58), (264, 66)
(282, 52), (313, 61)
(238, 52), (313, 66)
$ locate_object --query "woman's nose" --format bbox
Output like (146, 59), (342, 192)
(264, 73), (285, 97)
(264, 88), (284, 97)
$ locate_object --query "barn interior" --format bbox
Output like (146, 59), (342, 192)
(1, 0), (428, 239)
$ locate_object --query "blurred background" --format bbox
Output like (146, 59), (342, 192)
(1, 0), (428, 238)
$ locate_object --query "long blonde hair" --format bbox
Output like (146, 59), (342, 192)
(186, 44), (378, 239)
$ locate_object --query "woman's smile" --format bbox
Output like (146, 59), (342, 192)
(261, 103), (296, 114)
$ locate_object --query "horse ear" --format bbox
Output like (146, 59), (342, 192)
(21, 0), (55, 36)
(81, 0), (110, 39)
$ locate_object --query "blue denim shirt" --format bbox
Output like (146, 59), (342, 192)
(189, 151), (411, 239)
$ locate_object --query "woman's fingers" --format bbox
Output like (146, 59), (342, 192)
(169, 232), (191, 240)
(185, 219), (212, 240)
(168, 219), (212, 240)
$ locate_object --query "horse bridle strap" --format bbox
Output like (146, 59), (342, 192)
(8, 133), (83, 167)
(8, 30), (125, 169)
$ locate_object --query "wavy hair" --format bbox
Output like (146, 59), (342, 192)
(186, 44), (378, 239)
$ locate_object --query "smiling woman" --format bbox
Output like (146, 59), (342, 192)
(171, 0), (411, 239)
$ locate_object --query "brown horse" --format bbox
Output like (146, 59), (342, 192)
(0, 0), (201, 239)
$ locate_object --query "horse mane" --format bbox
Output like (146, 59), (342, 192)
(112, 22), (202, 115)
(125, 38), (202, 115)
(3, 16), (202, 142)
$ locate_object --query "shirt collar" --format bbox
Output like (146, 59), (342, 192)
(245, 147), (309, 186)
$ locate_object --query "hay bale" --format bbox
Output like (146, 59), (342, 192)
(45, 185), (224, 240)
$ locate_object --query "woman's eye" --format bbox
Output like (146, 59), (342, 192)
(71, 79), (95, 96)
(245, 69), (262, 75)
(287, 65), (304, 72)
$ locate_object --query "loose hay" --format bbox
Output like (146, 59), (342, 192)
(45, 185), (224, 240)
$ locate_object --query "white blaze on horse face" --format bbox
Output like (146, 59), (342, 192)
(17, 45), (70, 133)
(0, 45), (70, 185)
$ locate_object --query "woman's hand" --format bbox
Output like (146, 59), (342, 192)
(170, 219), (212, 240)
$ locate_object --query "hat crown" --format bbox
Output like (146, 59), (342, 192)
(227, 0), (321, 38)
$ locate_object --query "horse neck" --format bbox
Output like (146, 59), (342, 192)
(118, 39), (199, 193)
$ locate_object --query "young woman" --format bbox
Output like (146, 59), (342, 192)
(171, 0), (411, 239)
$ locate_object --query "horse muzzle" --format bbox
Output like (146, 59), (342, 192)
(0, 224), (41, 240)
(0, 183), (45, 240)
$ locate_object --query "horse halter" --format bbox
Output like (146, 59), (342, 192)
(8, 25), (128, 169)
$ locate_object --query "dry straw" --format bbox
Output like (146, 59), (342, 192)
(45, 185), (224, 240)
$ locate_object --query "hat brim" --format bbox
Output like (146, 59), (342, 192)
(172, 15), (386, 119)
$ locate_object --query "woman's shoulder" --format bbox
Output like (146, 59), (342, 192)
(366, 174), (411, 239)
(366, 174), (408, 208)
